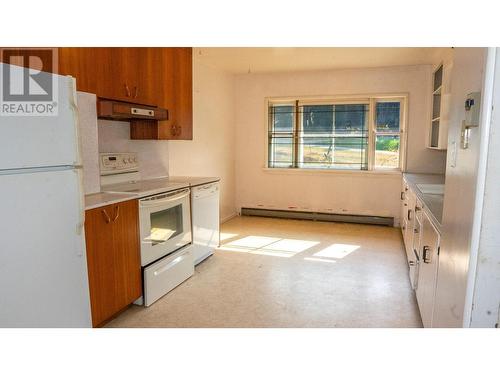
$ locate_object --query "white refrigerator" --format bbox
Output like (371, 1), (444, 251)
(0, 63), (92, 327)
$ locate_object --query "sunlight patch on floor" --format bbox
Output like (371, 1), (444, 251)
(303, 257), (337, 264)
(313, 244), (360, 259)
(219, 235), (319, 258)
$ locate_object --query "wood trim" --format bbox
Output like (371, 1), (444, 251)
(97, 99), (168, 120)
(293, 100), (299, 168)
(130, 120), (160, 139)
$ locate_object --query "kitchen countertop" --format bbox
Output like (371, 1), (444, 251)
(403, 173), (445, 232)
(85, 192), (140, 210)
(85, 176), (220, 210)
(167, 176), (220, 187)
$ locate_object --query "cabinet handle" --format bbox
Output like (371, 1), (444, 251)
(401, 192), (405, 200)
(413, 248), (420, 261)
(408, 209), (412, 221)
(423, 245), (431, 264)
(124, 84), (131, 97)
(101, 209), (111, 224)
(112, 205), (120, 222)
(133, 86), (138, 98)
(171, 124), (182, 136)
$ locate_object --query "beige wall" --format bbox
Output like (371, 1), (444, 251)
(168, 50), (237, 222)
(234, 65), (447, 222)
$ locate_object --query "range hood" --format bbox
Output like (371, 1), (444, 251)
(97, 99), (168, 121)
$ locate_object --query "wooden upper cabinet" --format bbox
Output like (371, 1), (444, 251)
(133, 47), (162, 106)
(84, 199), (142, 327)
(130, 47), (193, 140)
(59, 47), (161, 106)
(59, 48), (98, 93)
(170, 47), (193, 140)
(58, 47), (193, 140)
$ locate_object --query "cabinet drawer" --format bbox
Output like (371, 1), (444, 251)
(143, 245), (194, 307)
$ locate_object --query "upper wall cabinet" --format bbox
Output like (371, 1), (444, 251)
(428, 62), (453, 150)
(59, 48), (162, 106)
(58, 47), (193, 140)
(130, 48), (193, 140)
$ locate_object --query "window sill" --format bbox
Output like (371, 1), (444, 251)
(262, 167), (403, 177)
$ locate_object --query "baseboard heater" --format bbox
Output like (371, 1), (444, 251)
(241, 207), (393, 227)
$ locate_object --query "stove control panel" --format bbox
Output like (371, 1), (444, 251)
(100, 152), (139, 175)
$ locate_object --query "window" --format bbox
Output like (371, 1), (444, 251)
(267, 96), (405, 171)
(375, 101), (402, 169)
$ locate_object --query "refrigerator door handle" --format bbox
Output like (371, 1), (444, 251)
(74, 167), (85, 253)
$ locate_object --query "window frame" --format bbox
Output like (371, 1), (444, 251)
(265, 94), (407, 173)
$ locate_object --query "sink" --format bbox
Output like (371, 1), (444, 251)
(416, 184), (444, 195)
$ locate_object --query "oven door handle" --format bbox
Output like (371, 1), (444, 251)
(139, 189), (190, 207)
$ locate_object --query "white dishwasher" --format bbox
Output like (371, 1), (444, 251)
(191, 182), (220, 265)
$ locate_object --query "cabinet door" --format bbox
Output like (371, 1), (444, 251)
(158, 47), (193, 140)
(84, 203), (117, 327)
(111, 199), (142, 308)
(416, 213), (440, 327)
(132, 47), (162, 106)
(403, 189), (416, 260)
(171, 47), (193, 140)
(130, 47), (193, 140)
(400, 181), (409, 238)
(84, 200), (142, 327)
(58, 48), (98, 94)
(95, 48), (131, 102)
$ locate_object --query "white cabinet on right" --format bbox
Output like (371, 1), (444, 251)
(415, 212), (440, 327)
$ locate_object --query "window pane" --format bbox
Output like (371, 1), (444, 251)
(269, 136), (293, 168)
(299, 104), (368, 169)
(271, 105), (294, 132)
(376, 102), (400, 132)
(334, 104), (368, 132)
(375, 135), (400, 168)
(300, 138), (332, 167)
(302, 105), (333, 133)
(299, 136), (368, 169)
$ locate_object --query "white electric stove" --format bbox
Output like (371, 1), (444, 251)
(99, 152), (188, 196)
(99, 152), (194, 307)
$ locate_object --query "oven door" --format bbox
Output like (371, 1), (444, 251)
(139, 188), (192, 266)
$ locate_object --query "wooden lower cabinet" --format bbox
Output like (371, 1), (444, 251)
(84, 199), (142, 327)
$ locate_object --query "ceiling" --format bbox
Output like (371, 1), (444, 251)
(196, 47), (448, 74)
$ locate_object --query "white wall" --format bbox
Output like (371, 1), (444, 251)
(234, 65), (447, 221)
(433, 47), (487, 327)
(469, 48), (500, 327)
(168, 49), (236, 222)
